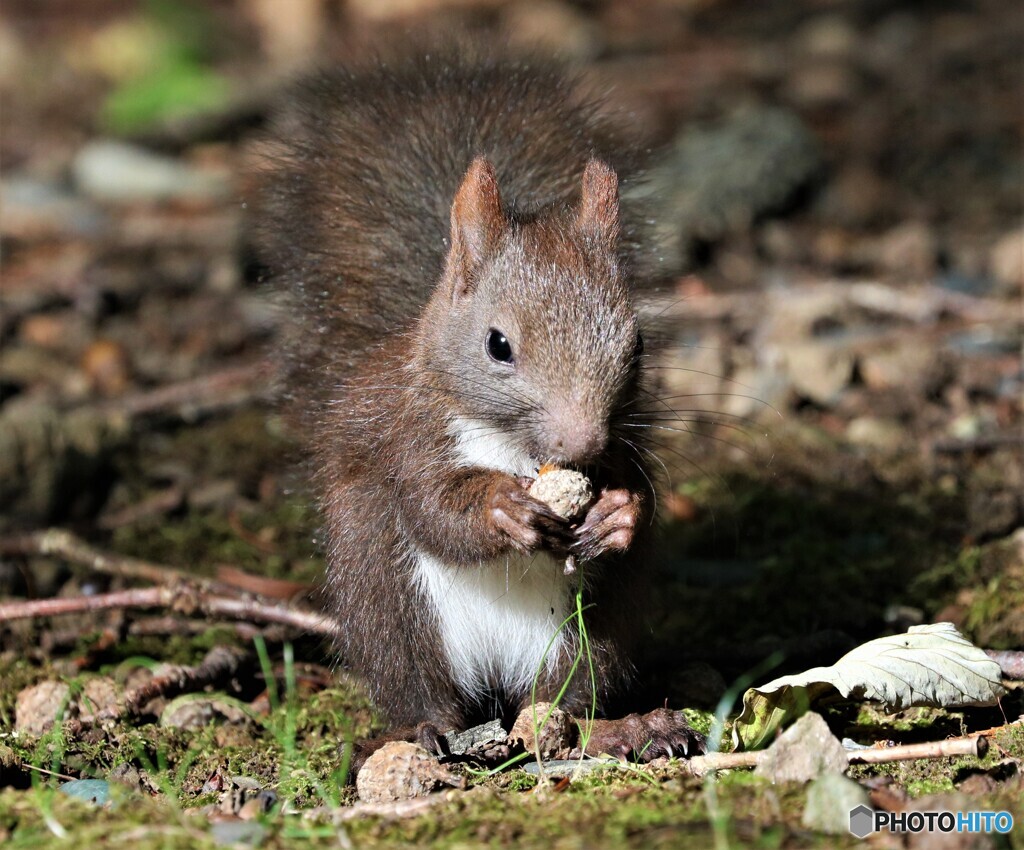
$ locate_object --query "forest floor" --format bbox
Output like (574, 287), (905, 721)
(1, 1), (1022, 847)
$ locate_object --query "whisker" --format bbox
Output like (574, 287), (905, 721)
(618, 420), (760, 448)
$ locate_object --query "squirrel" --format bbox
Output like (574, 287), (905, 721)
(254, 52), (705, 764)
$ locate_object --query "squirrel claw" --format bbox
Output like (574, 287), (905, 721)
(489, 479), (573, 555)
(572, 709), (706, 762)
(573, 488), (640, 559)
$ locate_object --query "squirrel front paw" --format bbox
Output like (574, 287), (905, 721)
(573, 487), (643, 560)
(488, 477), (573, 555)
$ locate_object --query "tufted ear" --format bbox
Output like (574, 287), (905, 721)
(575, 158), (620, 246)
(447, 157), (504, 299)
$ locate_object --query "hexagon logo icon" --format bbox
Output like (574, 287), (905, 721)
(849, 804), (875, 838)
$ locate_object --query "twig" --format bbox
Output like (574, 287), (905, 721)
(846, 735), (987, 765)
(0, 529), (186, 586)
(688, 734), (989, 775)
(72, 646), (249, 728)
(687, 750), (762, 772)
(0, 528), (279, 600)
(110, 361), (271, 419)
(98, 486), (186, 530)
(0, 585), (333, 636)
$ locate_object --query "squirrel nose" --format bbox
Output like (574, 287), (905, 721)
(546, 413), (608, 464)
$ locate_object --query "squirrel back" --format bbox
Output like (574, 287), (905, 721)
(256, 53), (639, 397)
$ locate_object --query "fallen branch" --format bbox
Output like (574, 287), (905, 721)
(110, 361), (271, 419)
(71, 645), (249, 729)
(0, 529), (187, 586)
(688, 734), (988, 775)
(0, 584), (333, 636)
(846, 735), (987, 765)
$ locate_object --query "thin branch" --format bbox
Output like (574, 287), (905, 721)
(73, 645), (250, 728)
(0, 585), (333, 636)
(109, 361), (271, 419)
(0, 529), (185, 586)
(688, 734), (989, 775)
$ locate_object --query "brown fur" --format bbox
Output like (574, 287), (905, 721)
(254, 52), (702, 756)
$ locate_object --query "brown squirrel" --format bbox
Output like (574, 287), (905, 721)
(255, 53), (704, 763)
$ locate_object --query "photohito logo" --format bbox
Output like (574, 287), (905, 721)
(849, 804), (1014, 838)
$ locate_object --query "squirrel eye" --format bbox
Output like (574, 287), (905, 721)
(486, 328), (514, 364)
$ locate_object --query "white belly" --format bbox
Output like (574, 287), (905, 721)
(413, 549), (574, 700)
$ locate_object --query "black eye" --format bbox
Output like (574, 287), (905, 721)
(633, 332), (645, 360)
(486, 328), (514, 364)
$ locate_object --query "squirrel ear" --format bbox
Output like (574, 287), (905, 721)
(448, 157), (504, 297)
(575, 158), (620, 246)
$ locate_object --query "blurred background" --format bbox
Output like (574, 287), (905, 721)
(1, 0), (1021, 698)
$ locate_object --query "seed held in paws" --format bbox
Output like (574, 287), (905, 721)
(527, 466), (594, 573)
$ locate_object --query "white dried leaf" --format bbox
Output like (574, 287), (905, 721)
(733, 623), (1005, 750)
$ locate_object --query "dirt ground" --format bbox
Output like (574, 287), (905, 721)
(1, 0), (1022, 847)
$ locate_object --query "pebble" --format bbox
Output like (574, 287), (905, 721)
(160, 695), (253, 730)
(356, 741), (465, 804)
(636, 106), (821, 274)
(60, 779), (114, 807)
(859, 342), (947, 395)
(776, 340), (854, 407)
(754, 712), (848, 783)
(0, 178), (107, 240)
(72, 140), (231, 205)
(989, 226), (1024, 292)
(875, 221), (939, 280)
(802, 774), (871, 834)
(508, 702), (575, 760)
(209, 821), (266, 848)
(845, 416), (906, 451)
(785, 61), (860, 108)
(794, 14), (859, 61)
(15, 681), (70, 736)
(444, 718), (506, 755)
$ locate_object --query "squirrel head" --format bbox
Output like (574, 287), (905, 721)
(424, 156), (643, 468)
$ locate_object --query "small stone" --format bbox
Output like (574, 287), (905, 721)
(755, 712), (848, 783)
(60, 779), (114, 807)
(785, 62), (859, 108)
(160, 695), (252, 730)
(989, 226), (1024, 292)
(777, 340), (854, 407)
(635, 106), (821, 274)
(356, 741), (465, 803)
(209, 821), (266, 848)
(15, 681), (71, 736)
(0, 177), (107, 240)
(802, 773), (871, 834)
(73, 140), (230, 205)
(508, 702), (576, 760)
(794, 14), (859, 61)
(444, 719), (506, 755)
(875, 221), (938, 280)
(859, 342), (949, 394)
(846, 417), (905, 451)
(78, 676), (120, 716)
